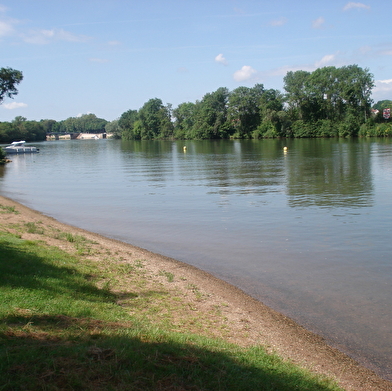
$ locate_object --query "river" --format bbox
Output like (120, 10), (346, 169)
(1, 138), (391, 380)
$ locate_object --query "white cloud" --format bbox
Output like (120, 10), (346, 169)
(215, 53), (228, 65)
(374, 79), (392, 92)
(267, 53), (340, 79)
(315, 53), (337, 67)
(108, 40), (121, 46)
(76, 112), (92, 118)
(22, 28), (90, 44)
(0, 11), (19, 38)
(312, 17), (325, 29)
(3, 102), (27, 110)
(233, 65), (257, 82)
(381, 50), (392, 56)
(343, 2), (370, 11)
(0, 19), (14, 36)
(372, 79), (392, 101)
(90, 58), (108, 63)
(269, 17), (287, 27)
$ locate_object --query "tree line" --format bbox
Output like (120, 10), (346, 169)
(1, 64), (392, 144)
(0, 114), (108, 144)
(118, 64), (392, 139)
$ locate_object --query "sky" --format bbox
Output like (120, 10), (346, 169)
(1, 0), (392, 122)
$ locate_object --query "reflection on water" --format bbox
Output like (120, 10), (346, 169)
(285, 139), (373, 208)
(0, 138), (391, 380)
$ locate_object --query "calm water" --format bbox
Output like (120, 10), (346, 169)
(1, 138), (391, 379)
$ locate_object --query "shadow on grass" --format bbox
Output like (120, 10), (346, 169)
(0, 315), (341, 391)
(0, 238), (115, 305)
(0, 236), (342, 390)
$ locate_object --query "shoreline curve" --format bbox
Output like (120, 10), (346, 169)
(0, 195), (390, 391)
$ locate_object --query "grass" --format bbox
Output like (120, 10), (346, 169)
(0, 206), (345, 390)
(0, 205), (18, 214)
(159, 270), (175, 282)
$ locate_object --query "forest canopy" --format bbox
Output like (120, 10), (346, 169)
(1, 64), (392, 142)
(118, 65), (377, 140)
(0, 67), (23, 105)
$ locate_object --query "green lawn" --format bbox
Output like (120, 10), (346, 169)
(0, 218), (344, 390)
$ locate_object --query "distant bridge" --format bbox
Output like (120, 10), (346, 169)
(46, 133), (108, 140)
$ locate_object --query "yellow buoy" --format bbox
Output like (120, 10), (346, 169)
(183, 146), (187, 152)
(283, 146), (288, 151)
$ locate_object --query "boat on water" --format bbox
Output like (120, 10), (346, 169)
(4, 141), (39, 154)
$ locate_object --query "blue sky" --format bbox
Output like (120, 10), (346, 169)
(1, 0), (392, 122)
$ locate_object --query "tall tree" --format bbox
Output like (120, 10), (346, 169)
(191, 87), (229, 139)
(76, 113), (107, 133)
(283, 70), (311, 121)
(105, 119), (121, 139)
(255, 88), (286, 138)
(338, 65), (374, 122)
(284, 65), (374, 130)
(305, 66), (339, 121)
(227, 84), (265, 138)
(0, 67), (23, 104)
(40, 119), (57, 133)
(172, 102), (196, 139)
(55, 114), (108, 134)
(137, 98), (173, 140)
(119, 109), (139, 139)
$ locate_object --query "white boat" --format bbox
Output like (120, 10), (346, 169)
(4, 141), (39, 154)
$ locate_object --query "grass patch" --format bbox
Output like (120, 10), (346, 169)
(0, 229), (344, 390)
(159, 270), (175, 282)
(24, 221), (44, 234)
(0, 204), (19, 214)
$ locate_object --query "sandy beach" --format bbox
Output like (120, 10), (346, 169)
(0, 194), (391, 391)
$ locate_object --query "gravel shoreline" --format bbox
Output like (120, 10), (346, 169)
(1, 195), (390, 391)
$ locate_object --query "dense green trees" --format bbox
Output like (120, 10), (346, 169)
(117, 64), (378, 140)
(172, 102), (196, 139)
(120, 99), (173, 140)
(53, 114), (108, 134)
(190, 87), (229, 139)
(373, 100), (392, 111)
(0, 113), (110, 143)
(0, 114), (109, 144)
(1, 63), (390, 142)
(0, 116), (46, 143)
(0, 66), (26, 144)
(227, 85), (264, 138)
(120, 85), (284, 140)
(0, 67), (23, 105)
(283, 65), (374, 137)
(137, 98), (173, 140)
(0, 145), (5, 161)
(105, 119), (121, 139)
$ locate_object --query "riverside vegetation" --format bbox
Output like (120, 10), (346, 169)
(1, 65), (392, 143)
(0, 201), (347, 391)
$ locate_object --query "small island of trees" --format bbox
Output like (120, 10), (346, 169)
(1, 64), (392, 145)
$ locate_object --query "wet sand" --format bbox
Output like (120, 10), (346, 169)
(0, 195), (391, 391)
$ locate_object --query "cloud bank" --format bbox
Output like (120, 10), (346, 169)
(22, 28), (90, 44)
(233, 65), (257, 82)
(343, 2), (370, 11)
(3, 102), (28, 110)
